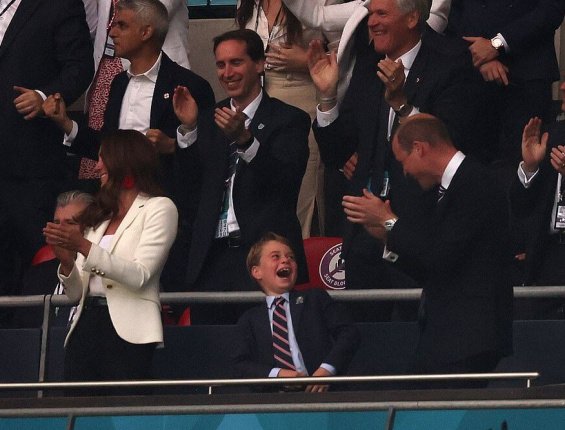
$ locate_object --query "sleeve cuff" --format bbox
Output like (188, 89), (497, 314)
(319, 363), (336, 375)
(316, 104), (339, 127)
(517, 161), (539, 188)
(63, 121), (78, 147)
(382, 245), (399, 263)
(237, 138), (260, 163)
(176, 125), (197, 149)
(35, 90), (47, 101)
(497, 33), (509, 53)
(269, 368), (282, 378)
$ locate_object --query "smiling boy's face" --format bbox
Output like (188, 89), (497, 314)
(251, 240), (297, 296)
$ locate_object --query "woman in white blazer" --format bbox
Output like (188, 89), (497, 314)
(44, 130), (178, 395)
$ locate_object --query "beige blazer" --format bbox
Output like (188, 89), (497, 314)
(60, 194), (178, 346)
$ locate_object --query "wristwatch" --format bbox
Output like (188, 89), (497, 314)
(490, 36), (504, 52)
(383, 218), (398, 232)
(395, 103), (413, 118)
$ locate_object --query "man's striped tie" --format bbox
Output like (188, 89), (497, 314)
(272, 297), (295, 370)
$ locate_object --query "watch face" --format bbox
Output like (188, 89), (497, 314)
(492, 38), (503, 49)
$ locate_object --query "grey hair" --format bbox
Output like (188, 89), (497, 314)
(56, 190), (95, 209)
(396, 0), (430, 29)
(116, 0), (169, 48)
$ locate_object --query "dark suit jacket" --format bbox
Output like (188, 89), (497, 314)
(184, 92), (310, 287)
(313, 22), (475, 265)
(448, 0), (565, 83)
(510, 121), (565, 284)
(69, 53), (215, 216)
(387, 157), (514, 367)
(233, 289), (360, 379)
(0, 0), (93, 179)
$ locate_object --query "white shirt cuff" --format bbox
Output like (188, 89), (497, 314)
(319, 363), (336, 375)
(63, 121), (78, 147)
(35, 90), (47, 101)
(517, 161), (539, 189)
(176, 125), (197, 149)
(382, 245), (399, 263)
(497, 33), (509, 53)
(316, 104), (339, 127)
(237, 138), (260, 163)
(270, 368), (282, 378)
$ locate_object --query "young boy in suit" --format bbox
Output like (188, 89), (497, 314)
(233, 232), (360, 392)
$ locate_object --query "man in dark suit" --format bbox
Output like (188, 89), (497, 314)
(448, 0), (565, 166)
(171, 30), (309, 306)
(510, 83), (565, 317)
(345, 114), (513, 386)
(0, 0), (93, 307)
(43, 0), (214, 217)
(233, 233), (359, 391)
(307, 0), (474, 319)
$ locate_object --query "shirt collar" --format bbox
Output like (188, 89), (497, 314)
(389, 39), (422, 73)
(265, 291), (290, 308)
(230, 90), (263, 123)
(126, 52), (162, 83)
(441, 151), (466, 190)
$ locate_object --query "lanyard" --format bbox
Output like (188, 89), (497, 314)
(255, 2), (283, 51)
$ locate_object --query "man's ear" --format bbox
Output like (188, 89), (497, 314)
(406, 10), (420, 31)
(141, 24), (154, 42)
(251, 265), (262, 281)
(413, 140), (430, 157)
(255, 59), (265, 75)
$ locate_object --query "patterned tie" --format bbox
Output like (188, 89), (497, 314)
(272, 297), (295, 370)
(80, 0), (124, 179)
(437, 185), (447, 202)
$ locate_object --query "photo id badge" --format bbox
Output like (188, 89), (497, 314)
(555, 203), (565, 230)
(104, 34), (115, 57)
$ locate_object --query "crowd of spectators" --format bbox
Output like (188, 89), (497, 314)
(1, 0), (565, 392)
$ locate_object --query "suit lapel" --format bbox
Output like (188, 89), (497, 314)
(81, 219), (111, 291)
(404, 41), (427, 104)
(0, 0), (41, 58)
(257, 304), (274, 360)
(248, 92), (271, 146)
(150, 53), (174, 128)
(289, 291), (304, 334)
(104, 73), (130, 131)
(108, 194), (149, 253)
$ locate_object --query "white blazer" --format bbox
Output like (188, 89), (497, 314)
(60, 194), (178, 346)
(82, 0), (191, 108)
(282, 0), (452, 103)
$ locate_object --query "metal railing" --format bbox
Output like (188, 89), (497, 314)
(0, 372), (540, 394)
(0, 287), (562, 398)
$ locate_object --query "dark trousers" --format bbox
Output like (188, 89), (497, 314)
(410, 350), (501, 389)
(64, 303), (155, 396)
(189, 239), (257, 324)
(0, 178), (63, 326)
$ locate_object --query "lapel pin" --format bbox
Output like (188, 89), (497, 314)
(258, 123), (265, 130)
(296, 296), (304, 305)
(416, 77), (420, 83)
(163, 93), (170, 99)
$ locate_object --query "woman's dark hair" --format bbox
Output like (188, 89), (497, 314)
(79, 130), (163, 228)
(236, 0), (303, 47)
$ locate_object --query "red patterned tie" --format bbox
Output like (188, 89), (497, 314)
(80, 0), (124, 179)
(272, 297), (295, 370)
